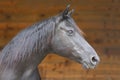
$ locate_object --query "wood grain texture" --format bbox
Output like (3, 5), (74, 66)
(0, 0), (120, 80)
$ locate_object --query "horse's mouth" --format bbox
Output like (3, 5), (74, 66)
(82, 61), (96, 69)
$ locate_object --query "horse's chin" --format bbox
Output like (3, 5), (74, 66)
(81, 62), (96, 69)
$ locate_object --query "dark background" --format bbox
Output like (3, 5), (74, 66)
(0, 0), (120, 80)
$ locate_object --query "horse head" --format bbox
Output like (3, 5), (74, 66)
(51, 5), (100, 69)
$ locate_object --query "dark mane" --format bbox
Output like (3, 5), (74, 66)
(0, 17), (56, 67)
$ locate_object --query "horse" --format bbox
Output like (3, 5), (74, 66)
(0, 5), (100, 80)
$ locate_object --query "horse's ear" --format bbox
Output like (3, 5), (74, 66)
(62, 5), (74, 19)
(62, 5), (70, 18)
(68, 9), (74, 16)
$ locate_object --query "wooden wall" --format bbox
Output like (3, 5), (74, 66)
(0, 0), (120, 80)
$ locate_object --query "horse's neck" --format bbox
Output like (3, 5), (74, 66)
(1, 19), (55, 68)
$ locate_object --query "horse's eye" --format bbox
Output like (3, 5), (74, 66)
(67, 30), (74, 35)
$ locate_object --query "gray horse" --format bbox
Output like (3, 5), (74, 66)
(0, 5), (100, 80)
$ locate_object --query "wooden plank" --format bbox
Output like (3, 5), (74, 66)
(39, 65), (120, 74)
(0, 0), (119, 15)
(0, 22), (32, 30)
(77, 21), (120, 30)
(0, 0), (17, 7)
(40, 68), (120, 80)
(0, 14), (49, 22)
(0, 0), (115, 8)
(0, 3), (119, 22)
(40, 61), (120, 70)
(0, 5), (61, 15)
(83, 30), (120, 47)
(75, 14), (120, 22)
(0, 10), (120, 22)
(85, 30), (120, 39)
(77, 21), (104, 30)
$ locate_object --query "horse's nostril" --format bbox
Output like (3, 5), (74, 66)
(91, 56), (99, 64)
